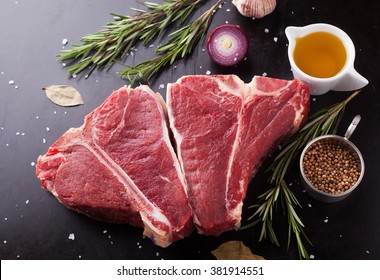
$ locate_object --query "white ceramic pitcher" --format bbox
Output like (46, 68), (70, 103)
(285, 23), (369, 95)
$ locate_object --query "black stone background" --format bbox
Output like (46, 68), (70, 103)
(0, 0), (379, 259)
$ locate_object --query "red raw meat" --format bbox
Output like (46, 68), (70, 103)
(167, 75), (310, 236)
(36, 75), (310, 245)
(36, 85), (193, 247)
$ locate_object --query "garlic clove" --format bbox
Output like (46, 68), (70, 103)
(232, 0), (277, 19)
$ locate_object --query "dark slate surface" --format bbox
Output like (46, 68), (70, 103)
(0, 0), (379, 259)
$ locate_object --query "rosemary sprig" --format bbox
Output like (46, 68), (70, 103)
(242, 90), (361, 259)
(57, 0), (202, 78)
(121, 0), (223, 85)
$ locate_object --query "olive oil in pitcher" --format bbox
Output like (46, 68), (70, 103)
(293, 32), (347, 78)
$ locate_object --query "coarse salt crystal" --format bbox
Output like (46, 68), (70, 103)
(68, 233), (75, 240)
(262, 72), (267, 77)
(226, 9), (230, 12)
(46, 127), (50, 132)
(103, 230), (107, 234)
(308, 203), (312, 207)
(264, 28), (269, 33)
(42, 138), (46, 144)
(4, 240), (7, 244)
(25, 200), (29, 204)
(310, 254), (315, 259)
(4, 217), (7, 221)
(15, 85), (18, 89)
(206, 70), (211, 75)
(159, 84), (165, 89)
(31, 162), (35, 167)
(273, 37), (278, 42)
(62, 38), (68, 45)
(9, 80), (15, 85)
(16, 132), (20, 135)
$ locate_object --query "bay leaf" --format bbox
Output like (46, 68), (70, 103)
(211, 241), (265, 260)
(42, 85), (84, 107)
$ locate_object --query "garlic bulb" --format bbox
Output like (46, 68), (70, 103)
(232, 0), (276, 19)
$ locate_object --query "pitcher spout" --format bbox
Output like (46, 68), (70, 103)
(285, 26), (300, 41)
(332, 67), (369, 92)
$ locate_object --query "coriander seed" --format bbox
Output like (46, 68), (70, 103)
(302, 138), (361, 195)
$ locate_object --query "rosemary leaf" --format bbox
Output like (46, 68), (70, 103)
(121, 0), (223, 84)
(267, 220), (280, 247)
(58, 0), (202, 78)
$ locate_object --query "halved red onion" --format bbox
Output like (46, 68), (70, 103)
(206, 24), (249, 67)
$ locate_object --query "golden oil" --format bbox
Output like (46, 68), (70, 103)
(293, 32), (347, 78)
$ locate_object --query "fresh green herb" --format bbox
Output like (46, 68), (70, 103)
(57, 0), (202, 78)
(241, 90), (361, 259)
(121, 0), (223, 85)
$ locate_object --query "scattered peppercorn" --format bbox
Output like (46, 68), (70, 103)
(302, 138), (361, 195)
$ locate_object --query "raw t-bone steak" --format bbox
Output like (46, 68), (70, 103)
(167, 75), (310, 235)
(36, 85), (193, 247)
(36, 74), (309, 246)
